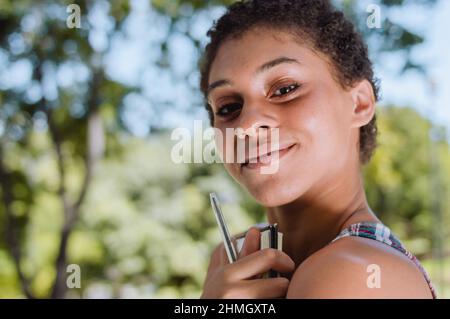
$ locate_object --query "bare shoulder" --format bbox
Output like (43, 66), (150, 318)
(286, 236), (433, 298)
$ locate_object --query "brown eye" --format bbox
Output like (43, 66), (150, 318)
(216, 103), (242, 118)
(272, 83), (300, 98)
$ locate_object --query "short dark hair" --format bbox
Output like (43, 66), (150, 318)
(199, 0), (380, 164)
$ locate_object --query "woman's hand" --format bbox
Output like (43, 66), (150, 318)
(200, 227), (295, 299)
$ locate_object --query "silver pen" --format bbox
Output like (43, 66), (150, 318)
(209, 192), (238, 263)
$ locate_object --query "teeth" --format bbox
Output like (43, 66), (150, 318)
(259, 152), (271, 164)
(258, 150), (280, 164)
(243, 149), (283, 166)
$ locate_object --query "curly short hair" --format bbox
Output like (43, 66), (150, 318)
(198, 0), (380, 164)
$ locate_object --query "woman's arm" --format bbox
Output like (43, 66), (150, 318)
(286, 236), (433, 299)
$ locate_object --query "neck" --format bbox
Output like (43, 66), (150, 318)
(266, 163), (380, 272)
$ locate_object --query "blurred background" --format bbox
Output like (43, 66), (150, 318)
(0, 0), (449, 298)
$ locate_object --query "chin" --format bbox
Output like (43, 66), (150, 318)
(223, 143), (316, 206)
(247, 180), (305, 207)
(232, 168), (310, 207)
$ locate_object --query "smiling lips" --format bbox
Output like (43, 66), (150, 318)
(241, 143), (296, 169)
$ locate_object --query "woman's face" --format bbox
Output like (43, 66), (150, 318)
(207, 27), (364, 207)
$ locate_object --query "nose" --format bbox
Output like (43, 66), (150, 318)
(233, 103), (280, 164)
(235, 103), (279, 138)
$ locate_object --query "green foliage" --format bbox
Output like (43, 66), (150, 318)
(364, 106), (450, 257)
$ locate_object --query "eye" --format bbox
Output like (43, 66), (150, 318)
(215, 102), (242, 118)
(272, 83), (301, 98)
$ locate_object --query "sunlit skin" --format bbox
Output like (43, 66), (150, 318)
(200, 26), (433, 298)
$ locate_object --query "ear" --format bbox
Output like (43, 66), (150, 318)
(350, 79), (376, 128)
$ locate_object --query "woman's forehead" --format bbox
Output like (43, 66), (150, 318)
(209, 30), (322, 83)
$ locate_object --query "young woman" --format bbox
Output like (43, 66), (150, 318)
(198, 0), (437, 298)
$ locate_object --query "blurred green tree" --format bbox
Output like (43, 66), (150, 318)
(363, 106), (450, 257)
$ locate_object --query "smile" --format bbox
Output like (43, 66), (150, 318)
(241, 143), (296, 170)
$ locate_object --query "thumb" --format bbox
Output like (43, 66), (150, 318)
(238, 227), (260, 259)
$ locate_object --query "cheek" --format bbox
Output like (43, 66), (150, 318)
(214, 127), (242, 179)
(214, 126), (234, 162)
(286, 94), (349, 161)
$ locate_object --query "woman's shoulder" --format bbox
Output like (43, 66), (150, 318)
(286, 235), (433, 298)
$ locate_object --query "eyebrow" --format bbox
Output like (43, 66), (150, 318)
(206, 56), (300, 98)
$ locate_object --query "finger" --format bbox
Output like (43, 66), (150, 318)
(238, 227), (261, 259)
(227, 277), (290, 299)
(207, 243), (227, 273)
(219, 243), (230, 266)
(229, 248), (295, 280)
